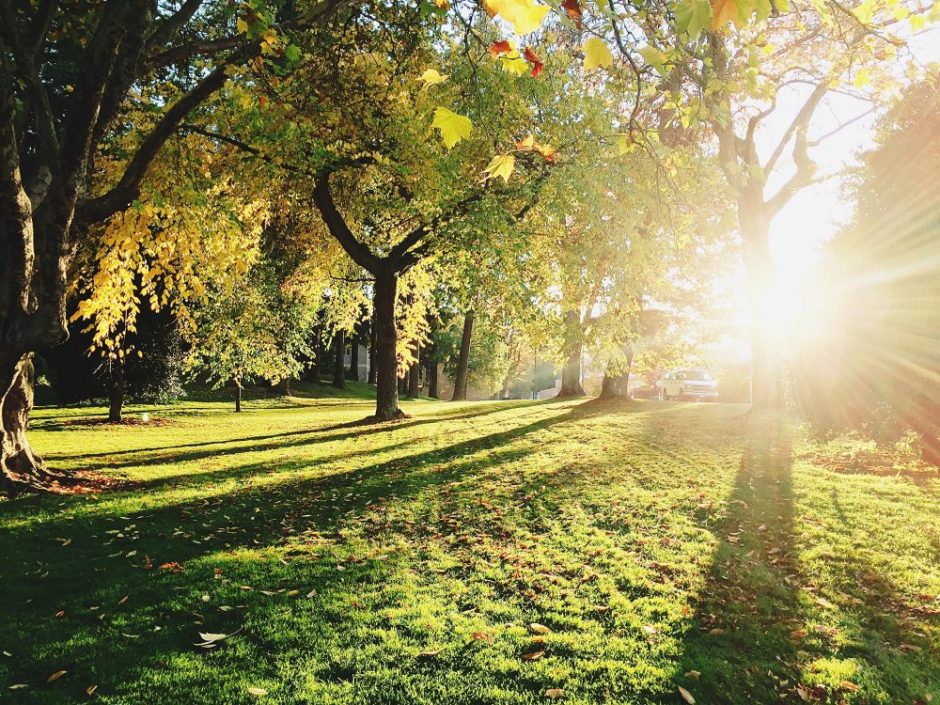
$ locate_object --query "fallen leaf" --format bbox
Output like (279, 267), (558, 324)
(47, 670), (67, 683)
(86, 684), (98, 695)
(521, 649), (545, 661)
(545, 688), (564, 698)
(678, 685), (696, 704)
(684, 670), (701, 679)
(529, 622), (551, 634)
(247, 686), (268, 696)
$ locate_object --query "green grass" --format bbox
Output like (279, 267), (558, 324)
(1, 387), (938, 704)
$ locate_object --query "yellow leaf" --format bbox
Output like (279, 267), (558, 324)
(483, 0), (550, 33)
(431, 107), (473, 148)
(236, 18), (249, 34)
(247, 686), (268, 696)
(678, 685), (696, 704)
(47, 670), (67, 683)
(616, 134), (634, 155)
(638, 45), (668, 68)
(711, 0), (741, 29)
(482, 153), (515, 183)
(583, 37), (613, 70)
(545, 688), (564, 698)
(418, 69), (448, 89)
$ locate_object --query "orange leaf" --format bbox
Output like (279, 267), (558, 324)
(523, 46), (543, 77)
(561, 0), (582, 26)
(47, 670), (67, 683)
(489, 40), (512, 57)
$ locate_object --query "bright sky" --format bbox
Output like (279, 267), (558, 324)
(708, 27), (940, 364)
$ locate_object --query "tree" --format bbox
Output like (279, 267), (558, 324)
(601, 0), (937, 408)
(798, 77), (940, 460)
(186, 262), (315, 411)
(0, 0), (345, 490)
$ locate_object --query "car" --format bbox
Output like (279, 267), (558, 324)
(656, 368), (719, 401)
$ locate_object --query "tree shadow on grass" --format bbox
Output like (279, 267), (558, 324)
(0, 402), (593, 701)
(669, 416), (806, 704)
(36, 401), (543, 472)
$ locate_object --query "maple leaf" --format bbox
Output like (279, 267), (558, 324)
(711, 0), (742, 29)
(523, 46), (544, 77)
(675, 0), (712, 38)
(431, 107), (473, 149)
(418, 69), (448, 89)
(583, 37), (613, 70)
(482, 154), (516, 183)
(489, 39), (512, 57)
(482, 0), (551, 34)
(638, 46), (668, 71)
(561, 0), (582, 26)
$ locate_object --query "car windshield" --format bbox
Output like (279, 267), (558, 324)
(682, 370), (713, 381)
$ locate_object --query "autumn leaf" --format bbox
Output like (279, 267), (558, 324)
(523, 46), (544, 77)
(561, 0), (582, 26)
(86, 685), (98, 696)
(247, 686), (268, 696)
(521, 649), (546, 661)
(418, 69), (448, 89)
(482, 154), (516, 183)
(529, 622), (551, 634)
(711, 0), (742, 29)
(431, 107), (473, 149)
(583, 37), (613, 70)
(482, 0), (551, 34)
(638, 45), (668, 71)
(489, 39), (512, 57)
(678, 685), (696, 704)
(47, 670), (67, 683)
(545, 688), (565, 698)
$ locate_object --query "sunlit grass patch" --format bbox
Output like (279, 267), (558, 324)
(0, 392), (937, 704)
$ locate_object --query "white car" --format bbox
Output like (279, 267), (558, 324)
(656, 369), (719, 401)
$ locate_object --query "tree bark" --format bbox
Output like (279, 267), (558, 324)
(332, 329), (346, 389)
(347, 327), (360, 381)
(234, 380), (242, 412)
(407, 341), (421, 398)
(425, 338), (439, 399)
(367, 311), (377, 385)
(599, 348), (633, 399)
(557, 310), (584, 397)
(108, 357), (125, 423)
(373, 272), (403, 420)
(451, 310), (474, 401)
(1, 354), (59, 492)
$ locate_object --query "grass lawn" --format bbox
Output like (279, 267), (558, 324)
(1, 386), (938, 704)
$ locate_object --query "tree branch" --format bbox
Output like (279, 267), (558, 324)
(763, 79), (829, 177)
(312, 172), (381, 274)
(78, 62), (230, 225)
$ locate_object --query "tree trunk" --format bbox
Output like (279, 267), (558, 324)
(332, 329), (346, 389)
(108, 357), (125, 423)
(407, 342), (421, 398)
(1, 354), (60, 492)
(599, 348), (633, 399)
(451, 309), (474, 401)
(346, 327), (359, 381)
(274, 377), (291, 395)
(234, 381), (242, 413)
(741, 214), (782, 411)
(425, 339), (439, 399)
(373, 272), (403, 420)
(557, 310), (584, 397)
(368, 309), (377, 385)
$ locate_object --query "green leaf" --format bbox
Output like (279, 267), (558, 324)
(675, 0), (712, 37)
